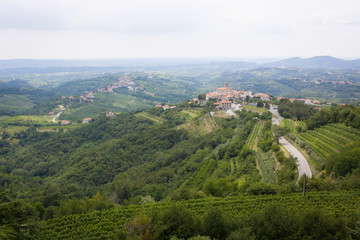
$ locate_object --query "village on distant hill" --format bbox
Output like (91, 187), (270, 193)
(189, 83), (332, 112)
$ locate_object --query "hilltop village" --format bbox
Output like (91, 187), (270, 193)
(151, 81), (344, 115)
(193, 83), (332, 111)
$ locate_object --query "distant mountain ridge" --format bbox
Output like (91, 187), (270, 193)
(0, 56), (360, 71)
(261, 56), (360, 69)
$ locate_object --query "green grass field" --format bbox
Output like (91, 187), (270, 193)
(0, 115), (53, 125)
(242, 105), (267, 113)
(135, 112), (164, 123)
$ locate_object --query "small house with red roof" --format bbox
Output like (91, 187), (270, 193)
(82, 118), (92, 123)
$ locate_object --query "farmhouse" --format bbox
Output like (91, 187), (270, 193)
(253, 93), (271, 101)
(61, 120), (70, 125)
(82, 118), (92, 123)
(106, 112), (115, 117)
(215, 101), (232, 110)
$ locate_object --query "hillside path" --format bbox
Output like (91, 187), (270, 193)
(269, 105), (312, 181)
(52, 111), (62, 123)
(137, 113), (162, 123)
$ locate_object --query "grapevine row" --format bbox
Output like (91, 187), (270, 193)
(247, 121), (262, 149)
(298, 123), (360, 161)
(40, 190), (360, 239)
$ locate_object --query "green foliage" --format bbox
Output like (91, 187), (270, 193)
(152, 205), (201, 240)
(256, 101), (264, 107)
(198, 94), (206, 101)
(245, 182), (277, 195)
(226, 228), (255, 240)
(299, 208), (349, 240)
(0, 188), (39, 239)
(171, 188), (206, 201)
(258, 131), (273, 152)
(276, 154), (297, 184)
(255, 149), (277, 184)
(125, 214), (154, 240)
(202, 207), (230, 240)
(55, 192), (114, 217)
(0, 87), (58, 115)
(278, 99), (317, 120)
(204, 178), (237, 197)
(327, 142), (360, 177)
(307, 105), (360, 130)
(249, 204), (299, 239)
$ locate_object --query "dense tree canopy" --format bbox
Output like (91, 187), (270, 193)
(278, 99), (317, 120)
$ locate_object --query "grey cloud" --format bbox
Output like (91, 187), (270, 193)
(0, 2), (64, 30)
(0, 1), (201, 34)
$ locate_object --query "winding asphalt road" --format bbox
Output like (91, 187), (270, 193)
(52, 111), (62, 123)
(269, 105), (312, 180)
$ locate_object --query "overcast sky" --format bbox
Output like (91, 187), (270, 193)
(0, 0), (359, 60)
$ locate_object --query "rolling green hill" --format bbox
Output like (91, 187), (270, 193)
(1, 65), (360, 239)
(1, 103), (360, 239)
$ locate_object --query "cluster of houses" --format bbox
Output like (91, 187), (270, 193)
(80, 91), (95, 103)
(98, 77), (143, 93)
(60, 76), (144, 108)
(205, 83), (253, 101)
(299, 78), (351, 85)
(203, 83), (271, 110)
(277, 97), (320, 105)
(194, 83), (335, 111)
(60, 93), (94, 103)
(60, 118), (93, 125)
(60, 95), (76, 101)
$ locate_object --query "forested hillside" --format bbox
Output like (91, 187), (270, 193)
(1, 100), (360, 239)
(0, 105), (267, 204)
(1, 67), (360, 239)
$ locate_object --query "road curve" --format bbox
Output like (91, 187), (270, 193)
(269, 105), (312, 180)
(52, 111), (62, 123)
(279, 137), (312, 180)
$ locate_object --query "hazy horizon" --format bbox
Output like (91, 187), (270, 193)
(1, 0), (360, 60)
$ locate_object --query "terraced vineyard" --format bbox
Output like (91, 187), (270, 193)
(246, 121), (263, 149)
(40, 190), (360, 239)
(280, 119), (306, 133)
(298, 124), (360, 160)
